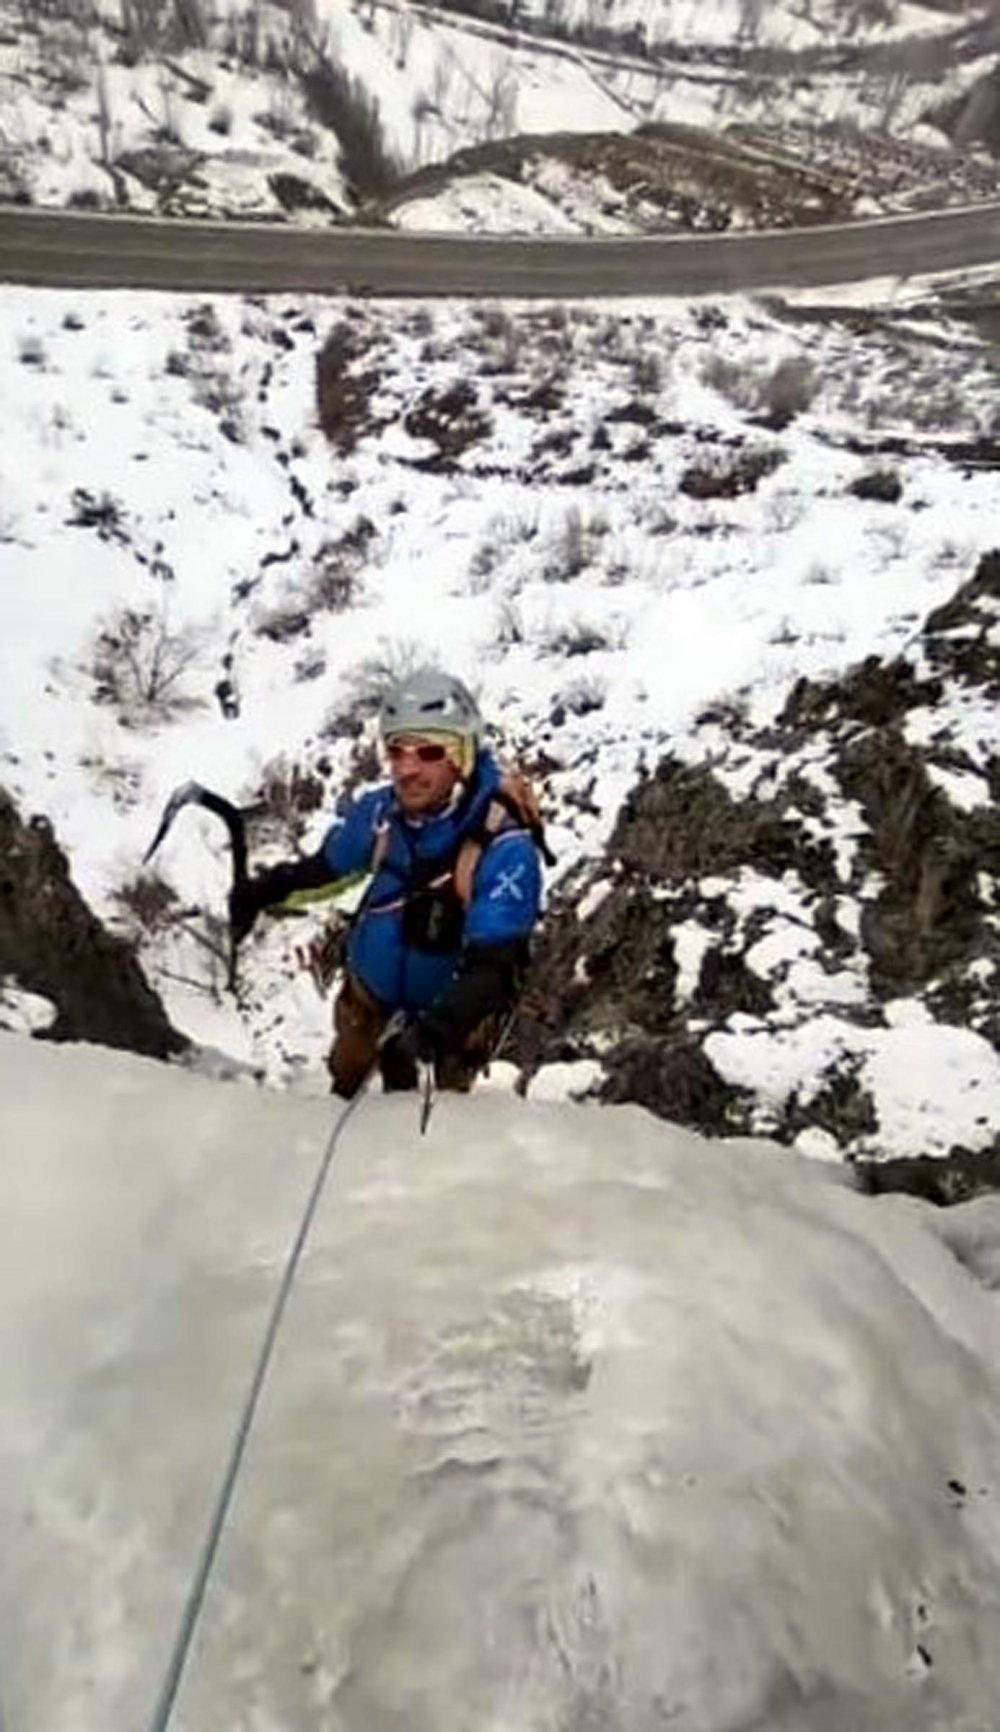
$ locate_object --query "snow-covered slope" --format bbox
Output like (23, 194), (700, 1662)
(4, 1031), (1000, 1731)
(1, 0), (997, 230)
(1, 274), (998, 1163)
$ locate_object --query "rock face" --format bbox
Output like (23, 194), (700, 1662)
(0, 789), (186, 1059)
(514, 553), (1000, 1174)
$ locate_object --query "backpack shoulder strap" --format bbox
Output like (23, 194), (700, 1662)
(452, 768), (554, 908)
(494, 767), (556, 865)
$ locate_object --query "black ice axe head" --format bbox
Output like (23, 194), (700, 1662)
(143, 781), (251, 989)
(144, 781), (249, 884)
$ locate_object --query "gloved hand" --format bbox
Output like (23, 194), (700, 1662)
(390, 1016), (441, 1071)
(229, 850), (335, 947)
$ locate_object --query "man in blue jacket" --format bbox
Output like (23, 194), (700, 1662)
(231, 669), (545, 1096)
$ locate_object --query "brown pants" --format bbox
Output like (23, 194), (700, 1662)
(328, 973), (495, 1099)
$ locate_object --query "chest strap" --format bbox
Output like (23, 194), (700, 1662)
(369, 798), (521, 912)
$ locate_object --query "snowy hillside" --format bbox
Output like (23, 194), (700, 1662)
(5, 1032), (1000, 1731)
(1, 269), (998, 1167)
(2, 0), (999, 230)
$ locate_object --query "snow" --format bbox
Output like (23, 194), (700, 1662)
(3, 273), (999, 1150)
(707, 1013), (1000, 1162)
(861, 1023), (1000, 1161)
(0, 983), (57, 1034)
(0, 0), (630, 212)
(672, 918), (713, 1001)
(392, 171), (583, 235)
(3, 1029), (1000, 1731)
(2, 0), (993, 233)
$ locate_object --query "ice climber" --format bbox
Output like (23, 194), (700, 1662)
(230, 670), (546, 1097)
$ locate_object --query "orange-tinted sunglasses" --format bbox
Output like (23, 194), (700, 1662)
(385, 740), (449, 764)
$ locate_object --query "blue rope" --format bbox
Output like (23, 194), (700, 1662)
(146, 1018), (402, 1732)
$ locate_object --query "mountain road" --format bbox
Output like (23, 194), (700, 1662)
(2, 200), (1000, 298)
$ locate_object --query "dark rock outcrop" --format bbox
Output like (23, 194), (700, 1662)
(0, 789), (187, 1060)
(513, 552), (999, 1177)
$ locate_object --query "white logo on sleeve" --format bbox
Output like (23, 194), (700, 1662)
(490, 863), (527, 902)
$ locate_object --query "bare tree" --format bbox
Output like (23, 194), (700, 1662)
(118, 0), (206, 58)
(394, 7), (415, 69)
(483, 58), (517, 139)
(95, 63), (113, 166)
(89, 605), (201, 724)
(737, 0), (765, 43)
(430, 54), (455, 117)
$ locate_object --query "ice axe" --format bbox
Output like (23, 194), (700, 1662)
(143, 781), (250, 990)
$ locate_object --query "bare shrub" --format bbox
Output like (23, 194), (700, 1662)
(469, 539), (503, 592)
(315, 320), (383, 453)
(699, 355), (748, 409)
(110, 868), (180, 935)
(68, 486), (127, 540)
(469, 506), (538, 594)
(256, 601), (311, 644)
(89, 605), (201, 723)
(18, 334), (47, 368)
(544, 504), (608, 581)
(309, 552), (362, 612)
(901, 381), (967, 432)
(165, 306), (244, 438)
(760, 356), (816, 426)
(850, 467), (903, 503)
(308, 514), (375, 611)
(556, 675), (607, 718)
(294, 647), (327, 682)
(544, 618), (615, 658)
(803, 562), (838, 587)
(559, 505), (588, 579)
(255, 755), (327, 844)
(630, 348), (662, 394)
(763, 491), (802, 533)
(403, 379), (492, 467)
(80, 753), (144, 812)
(118, 0), (207, 61)
(341, 640), (441, 718)
(475, 305), (520, 375)
(191, 367), (243, 422)
(492, 598), (525, 647)
(701, 353), (816, 426)
(185, 301), (229, 353)
(679, 445), (784, 499)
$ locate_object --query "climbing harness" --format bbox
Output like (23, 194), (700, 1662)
(145, 1011), (404, 1732)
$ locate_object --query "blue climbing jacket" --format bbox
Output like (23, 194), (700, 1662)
(320, 750), (543, 1013)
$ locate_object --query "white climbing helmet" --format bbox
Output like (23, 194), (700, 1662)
(379, 669), (482, 774)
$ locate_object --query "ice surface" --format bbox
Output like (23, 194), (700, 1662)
(2, 1034), (1000, 1730)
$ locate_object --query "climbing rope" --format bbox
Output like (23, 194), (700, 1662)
(146, 1013), (404, 1732)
